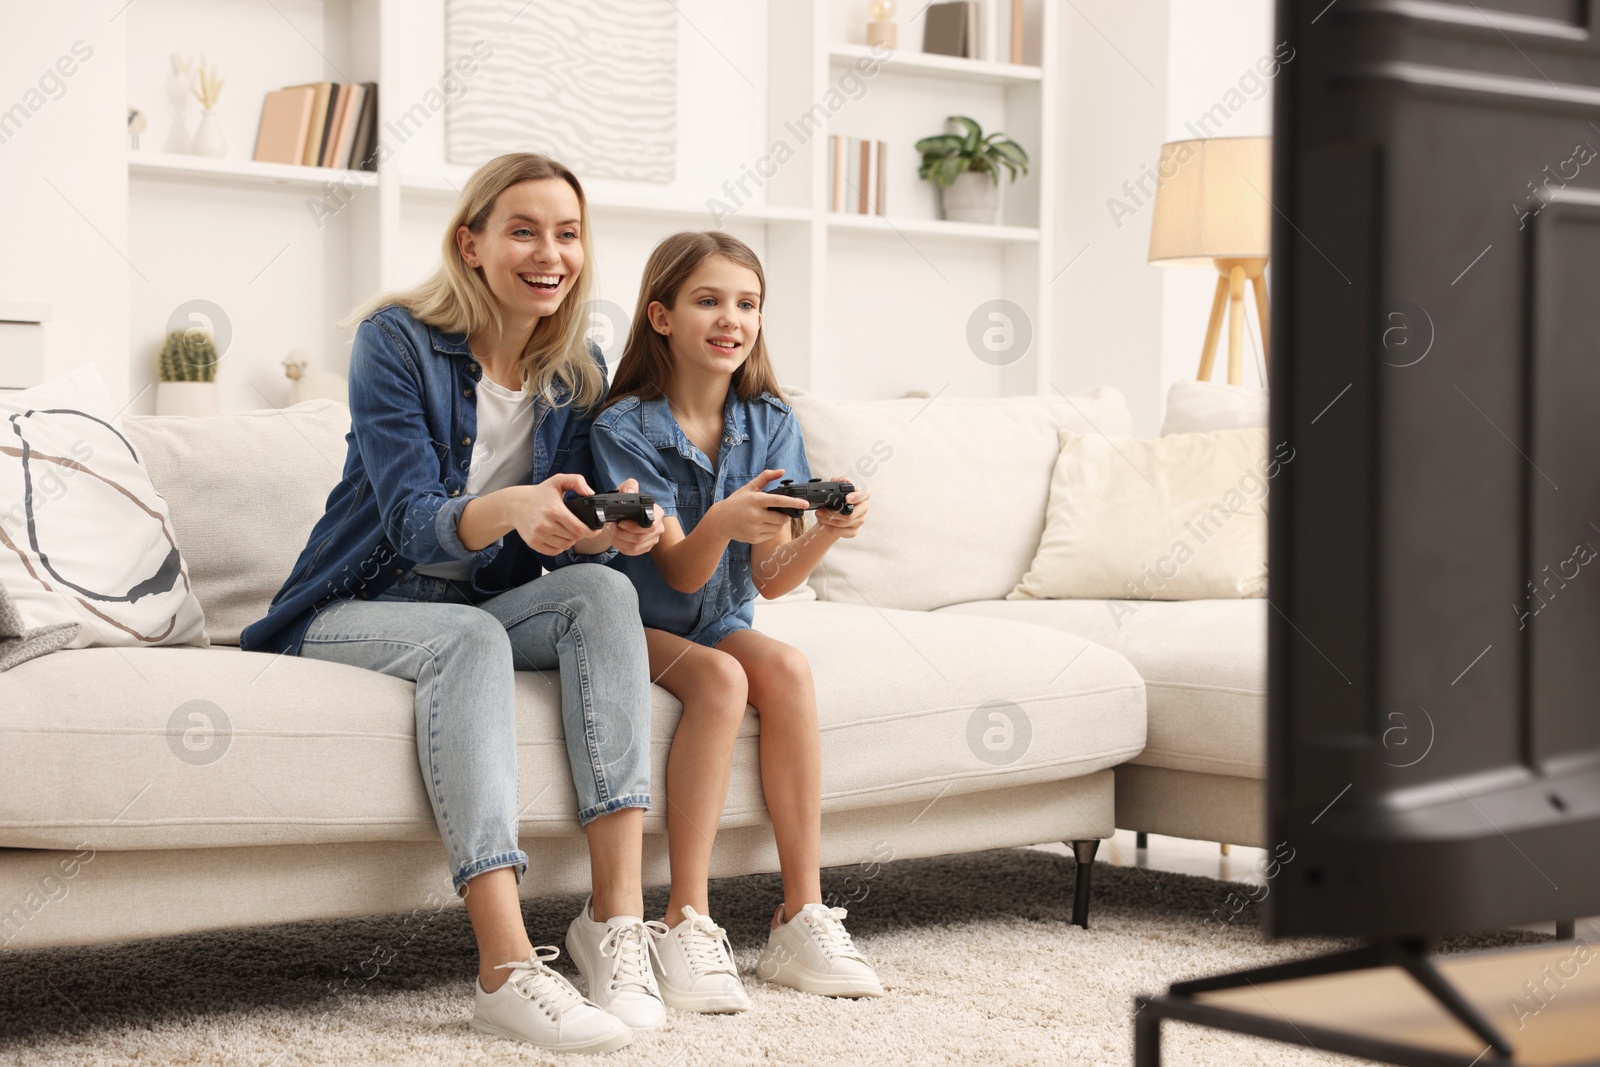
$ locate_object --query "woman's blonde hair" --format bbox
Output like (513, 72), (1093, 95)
(343, 153), (604, 409)
(602, 231), (784, 411)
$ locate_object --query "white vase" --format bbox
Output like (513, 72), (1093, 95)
(156, 381), (221, 417)
(941, 169), (1000, 224)
(163, 71), (191, 154)
(190, 109), (227, 158)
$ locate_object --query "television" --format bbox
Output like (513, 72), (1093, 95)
(1266, 0), (1600, 944)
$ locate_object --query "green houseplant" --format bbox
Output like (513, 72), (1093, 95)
(915, 115), (1030, 224)
(155, 329), (222, 416)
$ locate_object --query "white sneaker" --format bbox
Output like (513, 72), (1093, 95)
(755, 903), (885, 998)
(471, 946), (633, 1054)
(565, 896), (668, 1030)
(648, 905), (752, 1013)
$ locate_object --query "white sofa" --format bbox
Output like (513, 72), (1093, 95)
(0, 386), (1265, 952)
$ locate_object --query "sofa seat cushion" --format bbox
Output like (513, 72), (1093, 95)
(938, 598), (1265, 779)
(0, 603), (1146, 851)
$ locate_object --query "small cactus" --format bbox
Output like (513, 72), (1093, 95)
(158, 329), (220, 382)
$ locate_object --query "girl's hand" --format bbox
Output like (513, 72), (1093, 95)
(513, 474), (600, 555)
(814, 477), (869, 538)
(610, 478), (664, 556)
(709, 469), (810, 545)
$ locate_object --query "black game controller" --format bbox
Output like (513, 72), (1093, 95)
(566, 491), (656, 530)
(766, 478), (856, 519)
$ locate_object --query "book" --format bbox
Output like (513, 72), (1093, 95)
(348, 82), (379, 171)
(875, 140), (888, 215)
(285, 81), (335, 166)
(1010, 0), (1025, 64)
(319, 83), (350, 167)
(329, 83), (365, 168)
(857, 138), (872, 213)
(838, 133), (851, 212)
(966, 1), (981, 61)
(252, 87), (315, 165)
(923, 2), (968, 58)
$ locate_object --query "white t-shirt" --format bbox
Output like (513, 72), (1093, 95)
(411, 373), (538, 582)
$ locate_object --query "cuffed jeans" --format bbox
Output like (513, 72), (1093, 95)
(299, 563), (652, 895)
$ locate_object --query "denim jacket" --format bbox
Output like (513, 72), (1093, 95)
(239, 304), (616, 658)
(589, 387), (811, 647)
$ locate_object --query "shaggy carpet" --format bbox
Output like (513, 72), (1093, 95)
(0, 847), (1542, 1066)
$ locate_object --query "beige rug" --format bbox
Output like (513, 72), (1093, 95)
(0, 848), (1539, 1066)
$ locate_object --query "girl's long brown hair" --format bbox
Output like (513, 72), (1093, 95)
(603, 231), (785, 410)
(342, 153), (604, 409)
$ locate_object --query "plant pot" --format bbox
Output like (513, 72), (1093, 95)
(940, 169), (1000, 224)
(156, 381), (220, 417)
(190, 109), (227, 158)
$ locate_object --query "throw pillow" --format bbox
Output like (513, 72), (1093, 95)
(1010, 427), (1276, 601)
(0, 364), (209, 650)
(1161, 380), (1268, 435)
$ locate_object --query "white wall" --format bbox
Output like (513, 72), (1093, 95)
(0, 2), (128, 400)
(1050, 1), (1171, 434)
(1160, 0), (1276, 399)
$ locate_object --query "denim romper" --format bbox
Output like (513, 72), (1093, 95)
(590, 387), (812, 647)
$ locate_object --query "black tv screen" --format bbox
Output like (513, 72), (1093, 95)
(1266, 0), (1600, 939)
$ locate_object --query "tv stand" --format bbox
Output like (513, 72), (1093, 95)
(1134, 936), (1600, 1066)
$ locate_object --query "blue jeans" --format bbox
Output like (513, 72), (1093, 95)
(299, 563), (652, 895)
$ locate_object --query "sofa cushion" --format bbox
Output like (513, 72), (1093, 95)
(123, 401), (350, 645)
(1, 363), (210, 651)
(1010, 428), (1272, 602)
(0, 602), (1146, 851)
(788, 386), (1134, 612)
(1161, 380), (1268, 435)
(938, 598), (1265, 779)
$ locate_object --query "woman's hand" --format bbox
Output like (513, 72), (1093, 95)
(511, 474), (600, 555)
(609, 478), (664, 556)
(813, 476), (869, 538)
(707, 469), (810, 545)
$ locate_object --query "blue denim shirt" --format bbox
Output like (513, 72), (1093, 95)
(589, 388), (811, 647)
(239, 304), (616, 658)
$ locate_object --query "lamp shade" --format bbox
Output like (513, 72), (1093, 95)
(1147, 136), (1272, 268)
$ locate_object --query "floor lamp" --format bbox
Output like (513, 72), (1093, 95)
(1147, 136), (1272, 386)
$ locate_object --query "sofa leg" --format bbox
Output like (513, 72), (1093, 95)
(1069, 838), (1100, 929)
(1135, 831), (1148, 850)
(1556, 919), (1576, 941)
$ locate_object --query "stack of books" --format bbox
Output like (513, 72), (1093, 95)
(829, 136), (888, 215)
(252, 82), (379, 171)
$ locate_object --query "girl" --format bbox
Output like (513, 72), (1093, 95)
(241, 153), (672, 1053)
(589, 232), (882, 1011)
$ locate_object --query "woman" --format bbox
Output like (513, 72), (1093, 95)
(240, 153), (666, 1055)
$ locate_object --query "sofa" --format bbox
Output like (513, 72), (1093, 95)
(0, 384), (1266, 953)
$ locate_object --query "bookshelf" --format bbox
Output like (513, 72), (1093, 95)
(122, 0), (1058, 412)
(129, 152), (377, 192)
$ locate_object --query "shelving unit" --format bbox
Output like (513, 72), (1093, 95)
(130, 152), (377, 192)
(826, 43), (1043, 87)
(123, 0), (1057, 412)
(825, 212), (1041, 243)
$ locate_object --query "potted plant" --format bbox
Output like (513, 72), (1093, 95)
(156, 329), (221, 416)
(915, 115), (1029, 224)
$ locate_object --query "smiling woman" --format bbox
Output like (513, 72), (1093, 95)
(238, 153), (671, 1054)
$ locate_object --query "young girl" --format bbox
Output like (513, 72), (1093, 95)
(588, 232), (882, 1011)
